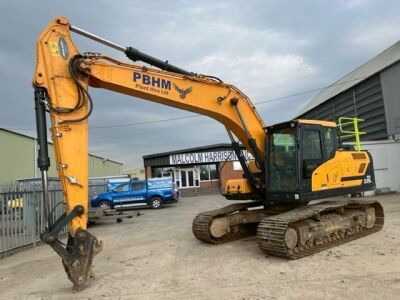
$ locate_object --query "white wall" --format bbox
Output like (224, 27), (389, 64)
(361, 140), (400, 192)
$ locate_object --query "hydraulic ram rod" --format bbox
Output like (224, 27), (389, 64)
(69, 24), (193, 76)
(69, 25), (126, 52)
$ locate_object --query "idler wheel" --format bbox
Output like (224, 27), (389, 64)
(209, 217), (230, 238)
(365, 207), (376, 229)
(284, 227), (298, 250)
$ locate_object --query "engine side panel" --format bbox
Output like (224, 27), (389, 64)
(311, 150), (374, 192)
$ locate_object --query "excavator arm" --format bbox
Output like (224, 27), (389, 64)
(33, 17), (266, 290)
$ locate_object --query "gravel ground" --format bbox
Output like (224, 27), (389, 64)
(0, 193), (399, 299)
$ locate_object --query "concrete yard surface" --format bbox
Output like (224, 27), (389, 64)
(0, 194), (399, 299)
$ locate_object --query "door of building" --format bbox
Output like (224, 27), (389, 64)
(175, 168), (200, 188)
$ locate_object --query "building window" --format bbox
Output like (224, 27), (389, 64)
(210, 164), (218, 179)
(153, 168), (162, 178)
(200, 164), (218, 181)
(153, 167), (174, 178)
(174, 169), (180, 187)
(200, 165), (210, 180)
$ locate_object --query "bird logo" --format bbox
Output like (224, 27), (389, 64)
(173, 83), (192, 99)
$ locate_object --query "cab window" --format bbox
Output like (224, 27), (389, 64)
(302, 130), (322, 159)
(302, 129), (323, 179)
(324, 127), (336, 158)
(114, 183), (129, 192)
(269, 128), (297, 190)
(132, 182), (144, 191)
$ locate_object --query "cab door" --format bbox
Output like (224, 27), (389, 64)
(317, 126), (342, 189)
(300, 125), (325, 192)
(112, 183), (131, 208)
(300, 125), (340, 192)
(128, 181), (147, 207)
(112, 182), (147, 208)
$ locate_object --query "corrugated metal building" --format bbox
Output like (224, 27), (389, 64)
(298, 41), (400, 192)
(298, 41), (400, 141)
(0, 128), (123, 184)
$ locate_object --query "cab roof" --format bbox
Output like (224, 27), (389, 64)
(296, 119), (337, 127)
(266, 119), (337, 130)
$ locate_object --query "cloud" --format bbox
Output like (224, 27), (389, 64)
(0, 0), (399, 168)
(352, 23), (400, 52)
(341, 0), (372, 9)
(191, 51), (316, 99)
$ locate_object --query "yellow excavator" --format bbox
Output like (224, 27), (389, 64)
(33, 17), (384, 290)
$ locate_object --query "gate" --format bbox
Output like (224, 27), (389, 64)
(0, 180), (107, 258)
(0, 183), (64, 257)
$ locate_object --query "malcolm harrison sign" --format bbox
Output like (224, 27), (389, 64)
(169, 150), (253, 165)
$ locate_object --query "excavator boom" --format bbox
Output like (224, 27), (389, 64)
(33, 17), (266, 290)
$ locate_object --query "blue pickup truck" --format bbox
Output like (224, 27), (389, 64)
(91, 177), (178, 209)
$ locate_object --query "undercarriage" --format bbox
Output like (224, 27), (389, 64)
(192, 200), (384, 258)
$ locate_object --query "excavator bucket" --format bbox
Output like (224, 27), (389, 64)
(62, 230), (103, 291)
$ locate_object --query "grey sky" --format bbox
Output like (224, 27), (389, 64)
(0, 0), (399, 167)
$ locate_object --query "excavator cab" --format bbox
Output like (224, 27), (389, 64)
(265, 119), (375, 205)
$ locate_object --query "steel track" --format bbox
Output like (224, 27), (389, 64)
(192, 201), (263, 244)
(192, 200), (384, 259)
(257, 200), (384, 259)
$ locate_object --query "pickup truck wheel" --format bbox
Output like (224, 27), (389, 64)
(98, 201), (111, 209)
(150, 197), (162, 209)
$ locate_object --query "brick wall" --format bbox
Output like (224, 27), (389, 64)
(145, 166), (152, 179)
(200, 179), (220, 188)
(219, 161), (244, 189)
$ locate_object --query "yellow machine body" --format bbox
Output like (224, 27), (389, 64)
(312, 150), (370, 191)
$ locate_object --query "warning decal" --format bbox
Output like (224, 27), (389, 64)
(49, 41), (59, 56)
